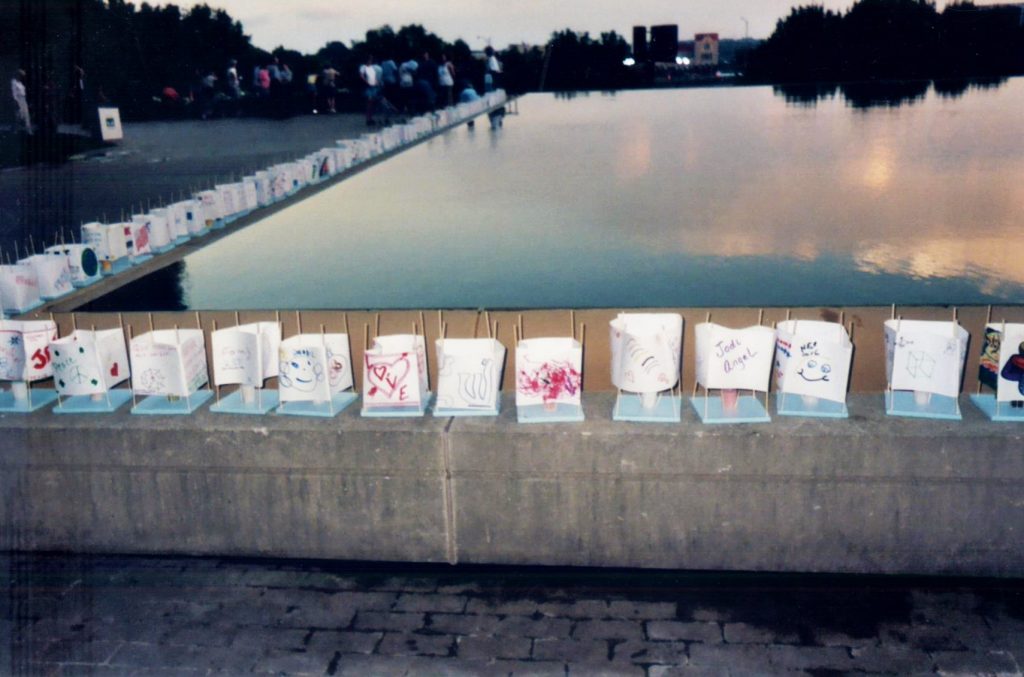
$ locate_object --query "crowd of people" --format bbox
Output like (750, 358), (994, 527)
(10, 45), (504, 132)
(357, 46), (502, 126)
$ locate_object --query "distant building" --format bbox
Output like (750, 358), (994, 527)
(694, 33), (720, 67)
(649, 24), (679, 63)
(632, 26), (648, 61)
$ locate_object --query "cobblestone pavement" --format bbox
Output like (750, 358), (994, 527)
(3, 554), (1024, 676)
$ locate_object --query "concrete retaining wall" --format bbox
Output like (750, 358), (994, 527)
(2, 393), (1022, 576)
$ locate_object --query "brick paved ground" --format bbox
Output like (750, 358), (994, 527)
(3, 554), (1024, 675)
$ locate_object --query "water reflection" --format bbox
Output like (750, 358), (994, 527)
(774, 77), (1008, 109)
(86, 81), (1024, 311)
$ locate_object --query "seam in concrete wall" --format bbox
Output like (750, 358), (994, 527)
(441, 416), (458, 565)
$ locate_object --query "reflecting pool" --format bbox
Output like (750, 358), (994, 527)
(93, 81), (1024, 310)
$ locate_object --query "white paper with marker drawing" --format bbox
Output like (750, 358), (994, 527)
(133, 213), (170, 251)
(20, 254), (72, 300)
(435, 338), (505, 410)
(279, 334), (353, 403)
(128, 218), (152, 257)
(515, 337), (583, 407)
(130, 329), (208, 397)
(775, 320), (852, 403)
(363, 334), (428, 408)
(196, 190), (224, 226)
(609, 313), (682, 394)
(211, 322), (281, 388)
(50, 329), (130, 396)
(0, 320), (57, 382)
(82, 222), (129, 262)
(987, 323), (1024, 403)
(0, 263), (41, 313)
(694, 323), (776, 392)
(884, 319), (968, 398)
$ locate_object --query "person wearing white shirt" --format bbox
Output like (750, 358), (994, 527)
(11, 70), (31, 135)
(359, 55), (380, 125)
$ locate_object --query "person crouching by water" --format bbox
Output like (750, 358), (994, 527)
(359, 54), (380, 125)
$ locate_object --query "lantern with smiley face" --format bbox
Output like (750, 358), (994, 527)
(775, 319), (853, 418)
(276, 332), (355, 417)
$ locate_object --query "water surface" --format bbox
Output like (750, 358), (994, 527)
(95, 82), (1024, 310)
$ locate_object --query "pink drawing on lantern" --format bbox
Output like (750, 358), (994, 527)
(365, 353), (411, 400)
(517, 361), (582, 403)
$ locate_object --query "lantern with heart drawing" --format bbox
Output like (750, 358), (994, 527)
(50, 329), (130, 397)
(362, 334), (429, 413)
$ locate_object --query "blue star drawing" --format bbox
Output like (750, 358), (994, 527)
(9, 336), (21, 347)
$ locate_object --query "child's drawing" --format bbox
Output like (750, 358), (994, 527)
(51, 329), (129, 396)
(515, 337), (583, 407)
(363, 334), (428, 408)
(280, 348), (324, 393)
(435, 338), (505, 410)
(211, 322), (281, 388)
(0, 263), (41, 313)
(0, 320), (57, 382)
(884, 319), (968, 398)
(695, 323), (776, 392)
(774, 320), (852, 403)
(609, 313), (682, 394)
(130, 329), (208, 397)
(981, 323), (1024, 405)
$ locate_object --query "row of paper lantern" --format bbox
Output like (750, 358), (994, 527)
(0, 91), (510, 316)
(1, 313), (1021, 422)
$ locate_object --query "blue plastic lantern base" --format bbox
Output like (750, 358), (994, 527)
(0, 387), (58, 412)
(72, 275), (103, 289)
(132, 389), (214, 415)
(613, 392), (681, 423)
(101, 258), (133, 276)
(362, 393), (433, 418)
(130, 254), (153, 265)
(884, 391), (961, 421)
(776, 394), (849, 419)
(6, 298), (46, 314)
(173, 235), (191, 245)
(517, 402), (585, 424)
(54, 389), (133, 414)
(277, 391), (358, 418)
(211, 218), (227, 230)
(691, 395), (771, 424)
(969, 394), (1024, 422)
(433, 398), (501, 417)
(152, 243), (176, 254)
(210, 389), (279, 415)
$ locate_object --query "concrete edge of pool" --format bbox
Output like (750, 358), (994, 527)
(2, 392), (1022, 577)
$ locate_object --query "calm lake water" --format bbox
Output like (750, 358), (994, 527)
(96, 81), (1024, 310)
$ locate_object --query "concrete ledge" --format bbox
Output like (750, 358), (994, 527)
(2, 394), (1022, 576)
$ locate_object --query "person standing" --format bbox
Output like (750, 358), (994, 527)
(438, 54), (455, 107)
(484, 46), (502, 92)
(419, 52), (439, 111)
(398, 56), (417, 113)
(359, 54), (380, 125)
(11, 69), (32, 134)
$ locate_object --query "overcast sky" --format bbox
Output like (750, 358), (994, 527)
(185, 0), (955, 54)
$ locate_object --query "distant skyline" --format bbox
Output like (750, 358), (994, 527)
(186, 0), (958, 54)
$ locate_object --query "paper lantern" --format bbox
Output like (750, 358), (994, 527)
(434, 338), (505, 415)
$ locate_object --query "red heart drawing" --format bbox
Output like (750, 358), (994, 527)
(110, 363), (119, 377)
(365, 354), (410, 398)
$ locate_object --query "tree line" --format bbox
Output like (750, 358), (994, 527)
(745, 0), (1024, 82)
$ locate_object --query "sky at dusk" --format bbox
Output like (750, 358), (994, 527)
(186, 0), (955, 54)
